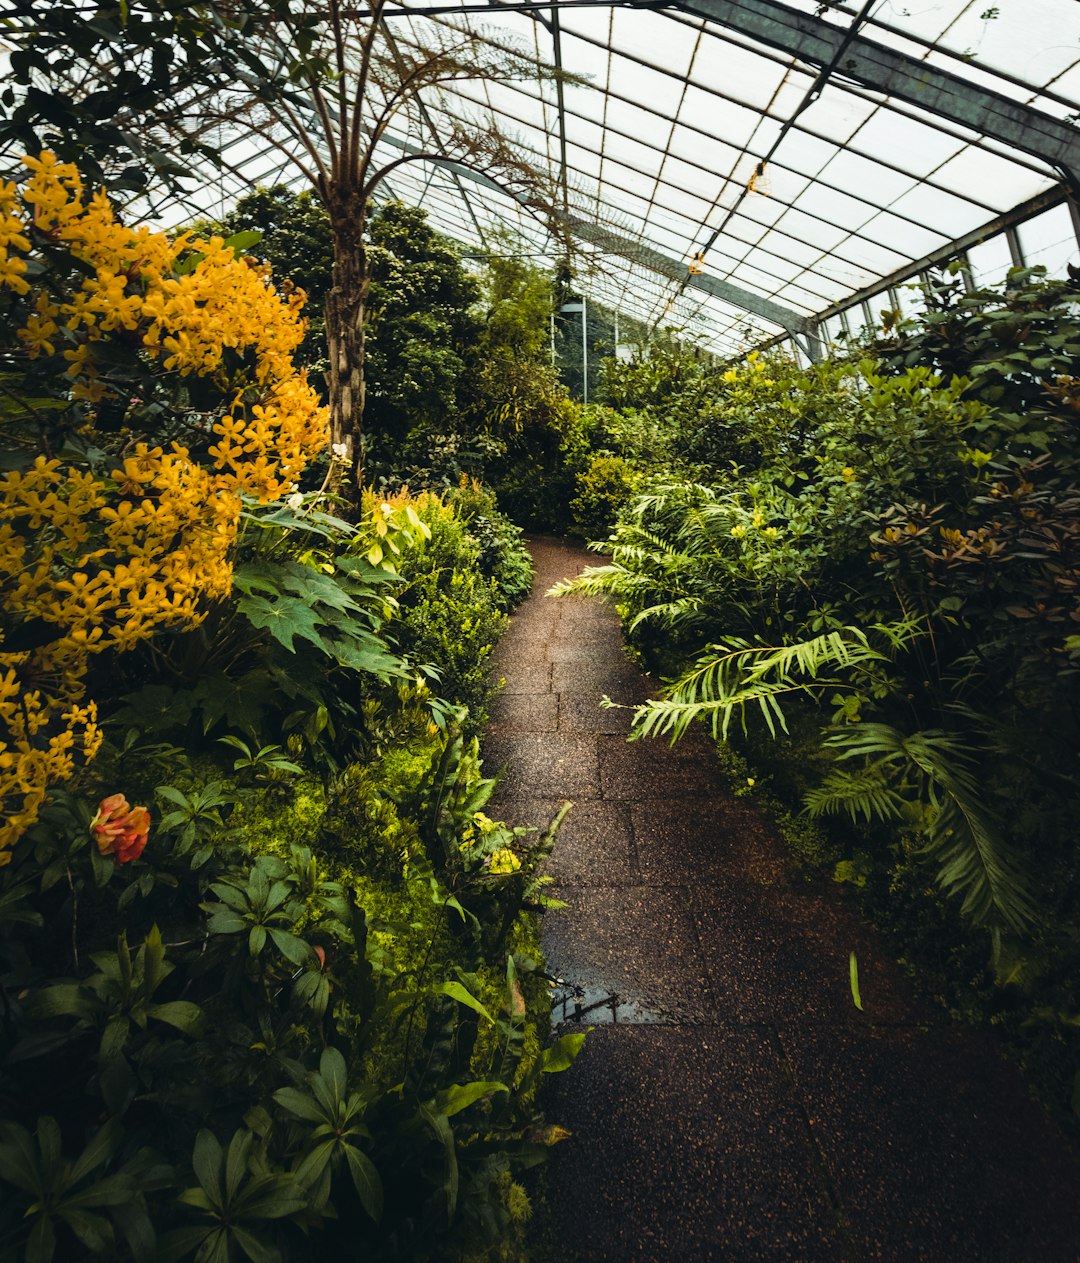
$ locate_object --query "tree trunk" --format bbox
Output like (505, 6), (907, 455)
(324, 194), (369, 512)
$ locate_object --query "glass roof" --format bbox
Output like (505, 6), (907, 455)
(145, 0), (1080, 358)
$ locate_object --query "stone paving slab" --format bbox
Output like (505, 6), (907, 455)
(780, 1024), (1080, 1262)
(551, 660), (649, 699)
(558, 693), (636, 735)
(489, 639), (556, 671)
(542, 1025), (846, 1262)
(485, 732), (601, 799)
(632, 799), (791, 886)
(543, 885), (713, 1023)
(496, 662), (554, 695)
(491, 797), (637, 885)
(548, 615), (622, 644)
(598, 734), (729, 799)
(691, 881), (926, 1028)
(544, 641), (613, 663)
(486, 691), (559, 733)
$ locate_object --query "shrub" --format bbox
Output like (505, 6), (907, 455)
(570, 453), (640, 541)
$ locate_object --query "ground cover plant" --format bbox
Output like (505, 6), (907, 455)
(0, 150), (579, 1262)
(557, 271), (1080, 1120)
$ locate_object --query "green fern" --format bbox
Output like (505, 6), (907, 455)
(812, 723), (1036, 934)
(629, 623), (915, 742)
(803, 763), (909, 824)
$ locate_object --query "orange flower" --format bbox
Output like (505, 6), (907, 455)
(90, 793), (150, 863)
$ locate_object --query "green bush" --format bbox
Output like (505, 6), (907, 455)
(385, 492), (510, 728)
(445, 477), (535, 608)
(570, 454), (640, 541)
(0, 717), (579, 1263)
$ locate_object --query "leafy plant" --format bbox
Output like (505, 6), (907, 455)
(0, 1118), (153, 1263)
(272, 1048), (382, 1220)
(164, 1128), (306, 1263)
(807, 723), (1036, 935)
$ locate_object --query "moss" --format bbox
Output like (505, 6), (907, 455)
(226, 777), (328, 859)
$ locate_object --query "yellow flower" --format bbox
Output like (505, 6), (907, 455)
(0, 153), (329, 861)
(0, 250), (30, 294)
(841, 467), (857, 482)
(488, 848), (521, 875)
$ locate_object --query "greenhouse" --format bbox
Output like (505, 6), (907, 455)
(1, 0), (1079, 1258)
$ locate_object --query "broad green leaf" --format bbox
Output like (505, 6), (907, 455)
(68, 1119), (122, 1185)
(224, 1131), (252, 1203)
(267, 928), (311, 966)
(0, 1122), (41, 1194)
(433, 1081), (509, 1118)
(147, 1001), (205, 1036)
(230, 1225), (281, 1263)
(542, 1032), (587, 1073)
(222, 230), (263, 254)
(191, 1130), (223, 1208)
(343, 1144), (382, 1222)
(293, 1139), (334, 1188)
(419, 1105), (457, 1222)
(319, 1047), (347, 1104)
(234, 593), (326, 654)
(26, 1214), (56, 1263)
(436, 981), (494, 1024)
(271, 1087), (327, 1124)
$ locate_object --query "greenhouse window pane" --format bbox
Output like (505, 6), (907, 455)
(609, 7), (701, 69)
(846, 111), (966, 181)
(888, 183), (992, 240)
(1017, 204), (1080, 278)
(967, 232), (1015, 289)
(930, 148), (1050, 214)
(678, 84), (762, 150)
(795, 84), (878, 144)
(809, 147), (918, 206)
(930, 0), (1079, 84)
(690, 36), (792, 114)
(856, 212), (945, 260)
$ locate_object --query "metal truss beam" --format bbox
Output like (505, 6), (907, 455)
(812, 185), (1072, 324)
(673, 0), (1080, 182)
(374, 131), (813, 336)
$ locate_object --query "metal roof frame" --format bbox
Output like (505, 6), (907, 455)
(31, 0), (1077, 359)
(674, 0), (1080, 185)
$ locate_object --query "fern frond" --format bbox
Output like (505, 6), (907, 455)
(627, 595), (703, 631)
(823, 723), (1036, 933)
(804, 763), (907, 824)
(631, 626), (896, 743)
(546, 564), (629, 599)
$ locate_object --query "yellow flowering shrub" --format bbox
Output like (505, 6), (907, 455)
(0, 152), (330, 859)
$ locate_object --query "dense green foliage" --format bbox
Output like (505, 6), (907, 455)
(210, 188), (623, 533)
(0, 2), (319, 196)
(0, 482), (572, 1262)
(558, 269), (1080, 1116)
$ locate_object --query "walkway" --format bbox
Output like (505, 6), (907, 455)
(485, 537), (1080, 1263)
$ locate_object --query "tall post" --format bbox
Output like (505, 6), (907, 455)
(581, 295), (589, 405)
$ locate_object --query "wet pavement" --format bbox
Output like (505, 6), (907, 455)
(486, 537), (1080, 1263)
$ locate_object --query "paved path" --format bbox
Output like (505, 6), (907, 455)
(486, 537), (1080, 1263)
